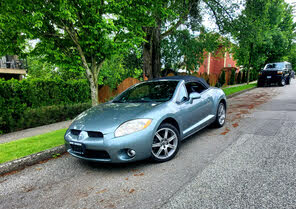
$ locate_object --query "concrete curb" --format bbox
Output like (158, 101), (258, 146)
(0, 145), (66, 176)
(226, 87), (257, 99)
(0, 86), (257, 176)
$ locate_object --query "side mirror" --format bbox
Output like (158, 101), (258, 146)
(189, 92), (201, 103)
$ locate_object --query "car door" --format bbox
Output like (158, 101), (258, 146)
(177, 82), (212, 137)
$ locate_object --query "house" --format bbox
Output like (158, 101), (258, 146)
(197, 46), (238, 75)
(0, 55), (27, 80)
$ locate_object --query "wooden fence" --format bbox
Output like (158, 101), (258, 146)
(98, 71), (243, 102)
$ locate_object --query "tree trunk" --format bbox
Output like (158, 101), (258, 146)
(83, 60), (102, 107)
(143, 21), (162, 79)
(88, 74), (98, 106)
(143, 28), (153, 80)
(247, 43), (254, 85)
(152, 21), (161, 78)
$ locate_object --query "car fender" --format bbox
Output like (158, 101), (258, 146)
(210, 88), (227, 114)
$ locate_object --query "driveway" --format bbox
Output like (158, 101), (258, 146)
(1, 80), (295, 209)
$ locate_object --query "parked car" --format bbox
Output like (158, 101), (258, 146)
(64, 76), (227, 163)
(258, 62), (293, 87)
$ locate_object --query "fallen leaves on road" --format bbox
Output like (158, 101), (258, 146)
(133, 172), (144, 176)
(232, 123), (239, 128)
(220, 128), (230, 135)
(129, 189), (135, 193)
(96, 189), (107, 194)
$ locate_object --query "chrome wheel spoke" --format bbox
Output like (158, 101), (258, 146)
(167, 136), (176, 143)
(156, 147), (163, 157)
(155, 133), (162, 141)
(152, 143), (162, 148)
(164, 148), (168, 156)
(167, 144), (175, 149)
(164, 129), (168, 139)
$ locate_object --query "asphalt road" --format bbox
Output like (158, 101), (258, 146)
(1, 80), (295, 209)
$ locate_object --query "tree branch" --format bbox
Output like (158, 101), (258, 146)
(160, 2), (193, 39)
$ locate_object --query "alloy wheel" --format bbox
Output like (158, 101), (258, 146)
(218, 103), (226, 125)
(151, 128), (178, 160)
(281, 78), (286, 86)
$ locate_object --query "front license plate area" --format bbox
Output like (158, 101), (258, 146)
(267, 76), (271, 79)
(69, 141), (85, 155)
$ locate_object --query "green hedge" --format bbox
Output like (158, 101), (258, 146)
(0, 78), (91, 134)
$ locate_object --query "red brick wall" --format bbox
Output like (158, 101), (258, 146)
(197, 47), (238, 76)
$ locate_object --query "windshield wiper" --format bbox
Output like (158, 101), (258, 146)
(129, 100), (151, 103)
(112, 101), (125, 103)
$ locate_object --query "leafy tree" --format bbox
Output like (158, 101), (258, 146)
(142, 0), (239, 79)
(288, 43), (296, 72)
(0, 0), (152, 106)
(230, 0), (295, 83)
(27, 55), (85, 80)
(99, 54), (142, 89)
(161, 28), (229, 73)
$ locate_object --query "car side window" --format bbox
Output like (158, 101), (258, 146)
(177, 84), (188, 103)
(186, 82), (207, 94)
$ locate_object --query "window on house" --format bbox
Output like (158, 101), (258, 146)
(229, 53), (232, 59)
(228, 64), (231, 67)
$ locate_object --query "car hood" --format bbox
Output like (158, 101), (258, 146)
(70, 102), (160, 134)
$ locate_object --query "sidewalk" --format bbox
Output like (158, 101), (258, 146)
(0, 120), (71, 144)
(222, 80), (257, 89)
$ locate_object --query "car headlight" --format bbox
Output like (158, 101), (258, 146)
(115, 119), (152, 137)
(277, 71), (283, 74)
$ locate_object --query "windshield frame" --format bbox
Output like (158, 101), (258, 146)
(112, 80), (180, 103)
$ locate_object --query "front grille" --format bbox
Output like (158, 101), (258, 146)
(71, 129), (81, 136)
(70, 144), (84, 154)
(87, 131), (103, 138)
(73, 149), (110, 159)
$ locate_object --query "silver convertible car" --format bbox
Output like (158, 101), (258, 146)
(64, 76), (227, 163)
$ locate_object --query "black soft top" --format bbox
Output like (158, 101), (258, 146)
(153, 75), (210, 88)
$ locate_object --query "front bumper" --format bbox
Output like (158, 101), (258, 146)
(258, 75), (283, 84)
(64, 125), (155, 163)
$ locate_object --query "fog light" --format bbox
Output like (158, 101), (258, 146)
(127, 149), (136, 157)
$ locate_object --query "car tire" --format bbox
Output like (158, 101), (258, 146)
(279, 77), (286, 86)
(213, 102), (226, 128)
(286, 76), (291, 85)
(150, 123), (180, 163)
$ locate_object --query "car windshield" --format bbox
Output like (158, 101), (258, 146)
(264, 63), (284, 70)
(113, 81), (179, 103)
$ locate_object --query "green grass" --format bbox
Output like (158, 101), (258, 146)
(0, 128), (67, 164)
(222, 83), (257, 96)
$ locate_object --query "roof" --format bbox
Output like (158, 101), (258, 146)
(153, 75), (210, 88)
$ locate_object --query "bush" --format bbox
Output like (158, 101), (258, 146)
(0, 78), (91, 133)
(230, 69), (236, 85)
(2, 103), (91, 133)
(242, 70), (247, 83)
(216, 70), (226, 87)
(237, 71), (242, 84)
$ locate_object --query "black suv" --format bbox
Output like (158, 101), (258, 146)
(258, 62), (293, 87)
